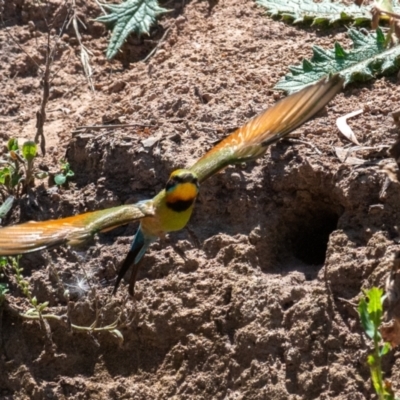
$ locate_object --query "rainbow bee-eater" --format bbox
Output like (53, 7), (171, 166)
(0, 75), (343, 295)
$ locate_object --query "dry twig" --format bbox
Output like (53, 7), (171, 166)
(67, 0), (94, 91)
(285, 138), (323, 155)
(142, 27), (171, 63)
(71, 123), (156, 135)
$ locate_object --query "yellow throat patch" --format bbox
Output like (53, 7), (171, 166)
(166, 181), (198, 203)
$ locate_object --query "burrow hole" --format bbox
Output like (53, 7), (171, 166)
(273, 201), (341, 278)
(291, 208), (339, 265)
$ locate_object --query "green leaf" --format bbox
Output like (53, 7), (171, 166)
(0, 168), (9, 185)
(0, 196), (14, 219)
(0, 257), (8, 268)
(256, 0), (400, 25)
(38, 301), (49, 312)
(22, 141), (37, 162)
(96, 0), (168, 59)
(367, 287), (384, 328)
(54, 174), (67, 186)
(11, 172), (22, 188)
(0, 283), (8, 296)
(380, 342), (391, 356)
(66, 170), (75, 177)
(334, 42), (347, 59)
(370, 363), (383, 394)
(359, 297), (375, 340)
(367, 353), (376, 366)
(275, 28), (400, 94)
(7, 138), (19, 152)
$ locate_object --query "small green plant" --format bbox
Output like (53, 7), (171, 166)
(96, 0), (168, 59)
(54, 160), (75, 186)
(2, 256), (125, 341)
(0, 139), (23, 197)
(275, 28), (400, 94)
(358, 287), (398, 400)
(256, 0), (400, 26)
(0, 139), (48, 198)
(256, 0), (400, 94)
(9, 256), (49, 316)
(0, 196), (14, 224)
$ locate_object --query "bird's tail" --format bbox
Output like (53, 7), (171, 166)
(0, 204), (148, 256)
(112, 227), (156, 295)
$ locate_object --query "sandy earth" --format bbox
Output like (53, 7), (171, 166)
(1, 0), (400, 399)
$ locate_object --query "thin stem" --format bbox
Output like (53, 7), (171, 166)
(21, 311), (120, 332)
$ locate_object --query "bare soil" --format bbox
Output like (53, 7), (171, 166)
(1, 0), (400, 399)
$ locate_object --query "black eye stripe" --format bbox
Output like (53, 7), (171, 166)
(165, 180), (175, 191)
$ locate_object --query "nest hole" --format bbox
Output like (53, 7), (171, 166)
(272, 202), (341, 277)
(291, 210), (339, 266)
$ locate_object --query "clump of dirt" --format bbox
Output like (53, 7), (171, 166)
(1, 0), (400, 399)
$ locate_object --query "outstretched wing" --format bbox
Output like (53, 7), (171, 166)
(190, 75), (343, 182)
(0, 204), (153, 256)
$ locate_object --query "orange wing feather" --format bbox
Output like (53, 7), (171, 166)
(190, 75), (343, 182)
(0, 204), (152, 255)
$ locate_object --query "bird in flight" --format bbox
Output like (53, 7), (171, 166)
(0, 75), (343, 295)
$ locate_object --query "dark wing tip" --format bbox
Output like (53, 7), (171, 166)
(112, 250), (140, 295)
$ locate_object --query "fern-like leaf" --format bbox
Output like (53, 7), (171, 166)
(275, 28), (400, 94)
(256, 0), (400, 25)
(96, 0), (168, 59)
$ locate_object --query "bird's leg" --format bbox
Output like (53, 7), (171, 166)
(185, 226), (201, 249)
(163, 235), (187, 262)
(164, 227), (200, 262)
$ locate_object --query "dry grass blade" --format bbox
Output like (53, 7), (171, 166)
(285, 138), (323, 155)
(142, 27), (171, 63)
(335, 147), (365, 164)
(68, 0), (94, 91)
(336, 109), (363, 145)
(335, 145), (390, 164)
(71, 123), (156, 135)
(34, 34), (51, 156)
